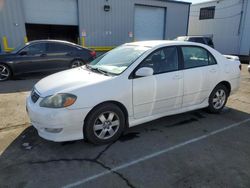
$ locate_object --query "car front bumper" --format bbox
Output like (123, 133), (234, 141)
(26, 95), (91, 142)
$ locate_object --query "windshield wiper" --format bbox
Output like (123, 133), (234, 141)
(85, 65), (112, 76)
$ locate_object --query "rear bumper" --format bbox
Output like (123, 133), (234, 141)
(229, 77), (240, 95)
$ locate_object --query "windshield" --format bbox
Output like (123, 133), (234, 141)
(12, 43), (27, 53)
(88, 45), (150, 75)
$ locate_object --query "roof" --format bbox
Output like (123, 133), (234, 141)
(27, 39), (80, 46)
(157, 0), (191, 5)
(191, 0), (217, 5)
(125, 40), (204, 48)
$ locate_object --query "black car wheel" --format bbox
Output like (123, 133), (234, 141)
(71, 59), (84, 68)
(0, 64), (11, 81)
(84, 103), (125, 145)
(207, 84), (229, 113)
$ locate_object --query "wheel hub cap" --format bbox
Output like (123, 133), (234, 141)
(93, 112), (120, 140)
(0, 65), (10, 81)
(212, 89), (226, 109)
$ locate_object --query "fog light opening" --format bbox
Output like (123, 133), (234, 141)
(45, 128), (63, 133)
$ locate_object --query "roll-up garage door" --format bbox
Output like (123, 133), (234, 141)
(22, 0), (78, 25)
(134, 5), (166, 41)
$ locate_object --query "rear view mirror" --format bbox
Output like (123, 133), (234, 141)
(19, 51), (28, 56)
(135, 67), (154, 77)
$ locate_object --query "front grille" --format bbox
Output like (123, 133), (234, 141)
(31, 89), (40, 103)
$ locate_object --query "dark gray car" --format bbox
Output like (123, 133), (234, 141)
(175, 36), (214, 48)
(0, 40), (96, 81)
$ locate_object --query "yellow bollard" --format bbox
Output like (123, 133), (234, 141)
(2, 36), (14, 52)
(81, 37), (85, 47)
(24, 36), (28, 43)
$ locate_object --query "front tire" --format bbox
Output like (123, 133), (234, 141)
(84, 103), (125, 145)
(207, 84), (229, 113)
(0, 64), (11, 81)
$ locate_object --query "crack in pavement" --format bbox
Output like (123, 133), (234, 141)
(94, 141), (116, 161)
(2, 140), (136, 188)
(233, 99), (250, 105)
(0, 123), (30, 132)
(94, 160), (136, 188)
(29, 158), (135, 188)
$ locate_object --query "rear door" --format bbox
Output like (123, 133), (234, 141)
(46, 43), (75, 70)
(180, 46), (219, 107)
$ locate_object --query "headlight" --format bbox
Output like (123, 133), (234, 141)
(40, 93), (77, 108)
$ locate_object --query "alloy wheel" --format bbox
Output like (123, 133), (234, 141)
(0, 65), (10, 81)
(212, 89), (226, 109)
(93, 111), (120, 140)
(71, 60), (82, 68)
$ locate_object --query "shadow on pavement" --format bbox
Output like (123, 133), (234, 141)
(0, 108), (250, 187)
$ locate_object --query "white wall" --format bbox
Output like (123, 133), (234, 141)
(239, 0), (250, 56)
(188, 0), (243, 55)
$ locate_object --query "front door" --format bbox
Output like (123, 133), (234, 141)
(14, 42), (49, 74)
(132, 46), (183, 119)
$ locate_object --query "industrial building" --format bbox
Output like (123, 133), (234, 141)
(0, 0), (190, 52)
(188, 0), (250, 60)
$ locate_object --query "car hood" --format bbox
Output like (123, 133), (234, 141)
(35, 67), (111, 97)
(0, 53), (16, 59)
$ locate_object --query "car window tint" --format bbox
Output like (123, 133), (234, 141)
(48, 43), (75, 53)
(24, 43), (46, 55)
(182, 46), (209, 69)
(208, 53), (217, 65)
(139, 47), (178, 74)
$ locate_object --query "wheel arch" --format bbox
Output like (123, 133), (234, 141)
(83, 100), (129, 130)
(0, 62), (13, 76)
(216, 81), (231, 95)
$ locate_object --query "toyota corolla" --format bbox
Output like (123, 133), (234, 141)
(26, 41), (241, 144)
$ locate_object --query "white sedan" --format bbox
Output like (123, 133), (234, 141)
(26, 41), (241, 144)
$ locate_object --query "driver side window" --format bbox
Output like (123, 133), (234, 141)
(22, 43), (46, 55)
(139, 47), (179, 75)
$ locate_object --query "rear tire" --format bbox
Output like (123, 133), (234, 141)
(84, 103), (125, 145)
(70, 59), (84, 68)
(0, 64), (11, 81)
(207, 84), (229, 113)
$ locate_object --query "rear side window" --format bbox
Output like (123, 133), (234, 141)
(47, 43), (75, 53)
(182, 46), (209, 69)
(208, 53), (217, 65)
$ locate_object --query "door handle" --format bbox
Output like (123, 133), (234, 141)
(173, 74), (182, 80)
(209, 68), (217, 73)
(40, 53), (47, 57)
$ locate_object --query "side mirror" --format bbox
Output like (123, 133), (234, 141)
(135, 67), (154, 77)
(19, 51), (28, 56)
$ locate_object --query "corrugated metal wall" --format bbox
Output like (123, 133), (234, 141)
(239, 0), (250, 56)
(0, 0), (190, 50)
(188, 0), (249, 55)
(0, 0), (26, 50)
(78, 0), (190, 46)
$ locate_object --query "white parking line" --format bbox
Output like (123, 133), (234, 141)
(64, 118), (250, 188)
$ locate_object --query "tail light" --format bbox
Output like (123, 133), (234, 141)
(90, 51), (96, 58)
